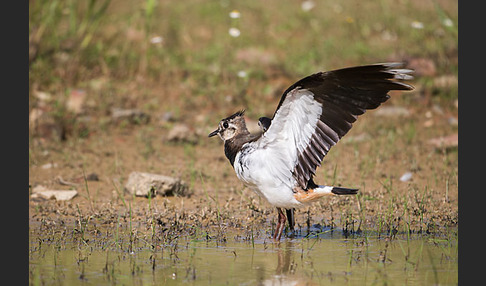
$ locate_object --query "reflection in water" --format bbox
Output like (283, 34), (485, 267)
(30, 228), (457, 285)
(261, 241), (316, 286)
(276, 241), (294, 275)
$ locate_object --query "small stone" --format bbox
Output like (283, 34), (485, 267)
(400, 172), (413, 182)
(41, 163), (58, 169)
(167, 124), (198, 144)
(124, 171), (191, 197)
(86, 173), (99, 181)
(111, 108), (150, 124)
(31, 186), (78, 201)
(428, 133), (458, 149)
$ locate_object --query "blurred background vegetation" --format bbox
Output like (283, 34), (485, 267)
(29, 0), (457, 142)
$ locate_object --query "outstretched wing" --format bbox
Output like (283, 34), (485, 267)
(255, 63), (413, 189)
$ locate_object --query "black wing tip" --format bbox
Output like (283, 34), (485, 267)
(334, 62), (415, 90)
(331, 187), (359, 195)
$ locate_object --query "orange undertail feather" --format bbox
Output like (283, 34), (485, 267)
(293, 188), (331, 203)
(294, 186), (358, 203)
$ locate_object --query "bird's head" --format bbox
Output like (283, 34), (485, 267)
(208, 110), (247, 141)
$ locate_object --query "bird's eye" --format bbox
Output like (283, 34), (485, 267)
(223, 121), (229, 128)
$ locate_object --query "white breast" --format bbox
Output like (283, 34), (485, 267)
(234, 144), (303, 209)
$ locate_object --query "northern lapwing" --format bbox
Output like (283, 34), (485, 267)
(208, 63), (414, 241)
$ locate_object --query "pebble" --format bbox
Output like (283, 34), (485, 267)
(111, 108), (150, 124)
(41, 163), (58, 169)
(124, 171), (191, 197)
(31, 185), (78, 201)
(427, 133), (458, 149)
(400, 172), (413, 182)
(167, 124), (198, 144)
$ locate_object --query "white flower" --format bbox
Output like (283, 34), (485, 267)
(442, 18), (454, 27)
(237, 70), (247, 78)
(228, 27), (241, 37)
(301, 0), (315, 12)
(229, 10), (241, 19)
(150, 36), (163, 44)
(411, 21), (424, 29)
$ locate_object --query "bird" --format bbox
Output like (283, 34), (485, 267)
(208, 63), (414, 241)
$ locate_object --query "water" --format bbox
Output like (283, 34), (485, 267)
(29, 228), (457, 285)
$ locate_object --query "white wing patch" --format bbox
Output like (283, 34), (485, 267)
(251, 88), (322, 184)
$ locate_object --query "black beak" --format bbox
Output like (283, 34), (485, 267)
(208, 129), (219, 137)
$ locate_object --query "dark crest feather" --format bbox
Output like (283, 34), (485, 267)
(225, 109), (245, 121)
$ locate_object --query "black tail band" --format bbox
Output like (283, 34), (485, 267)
(331, 187), (359, 195)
